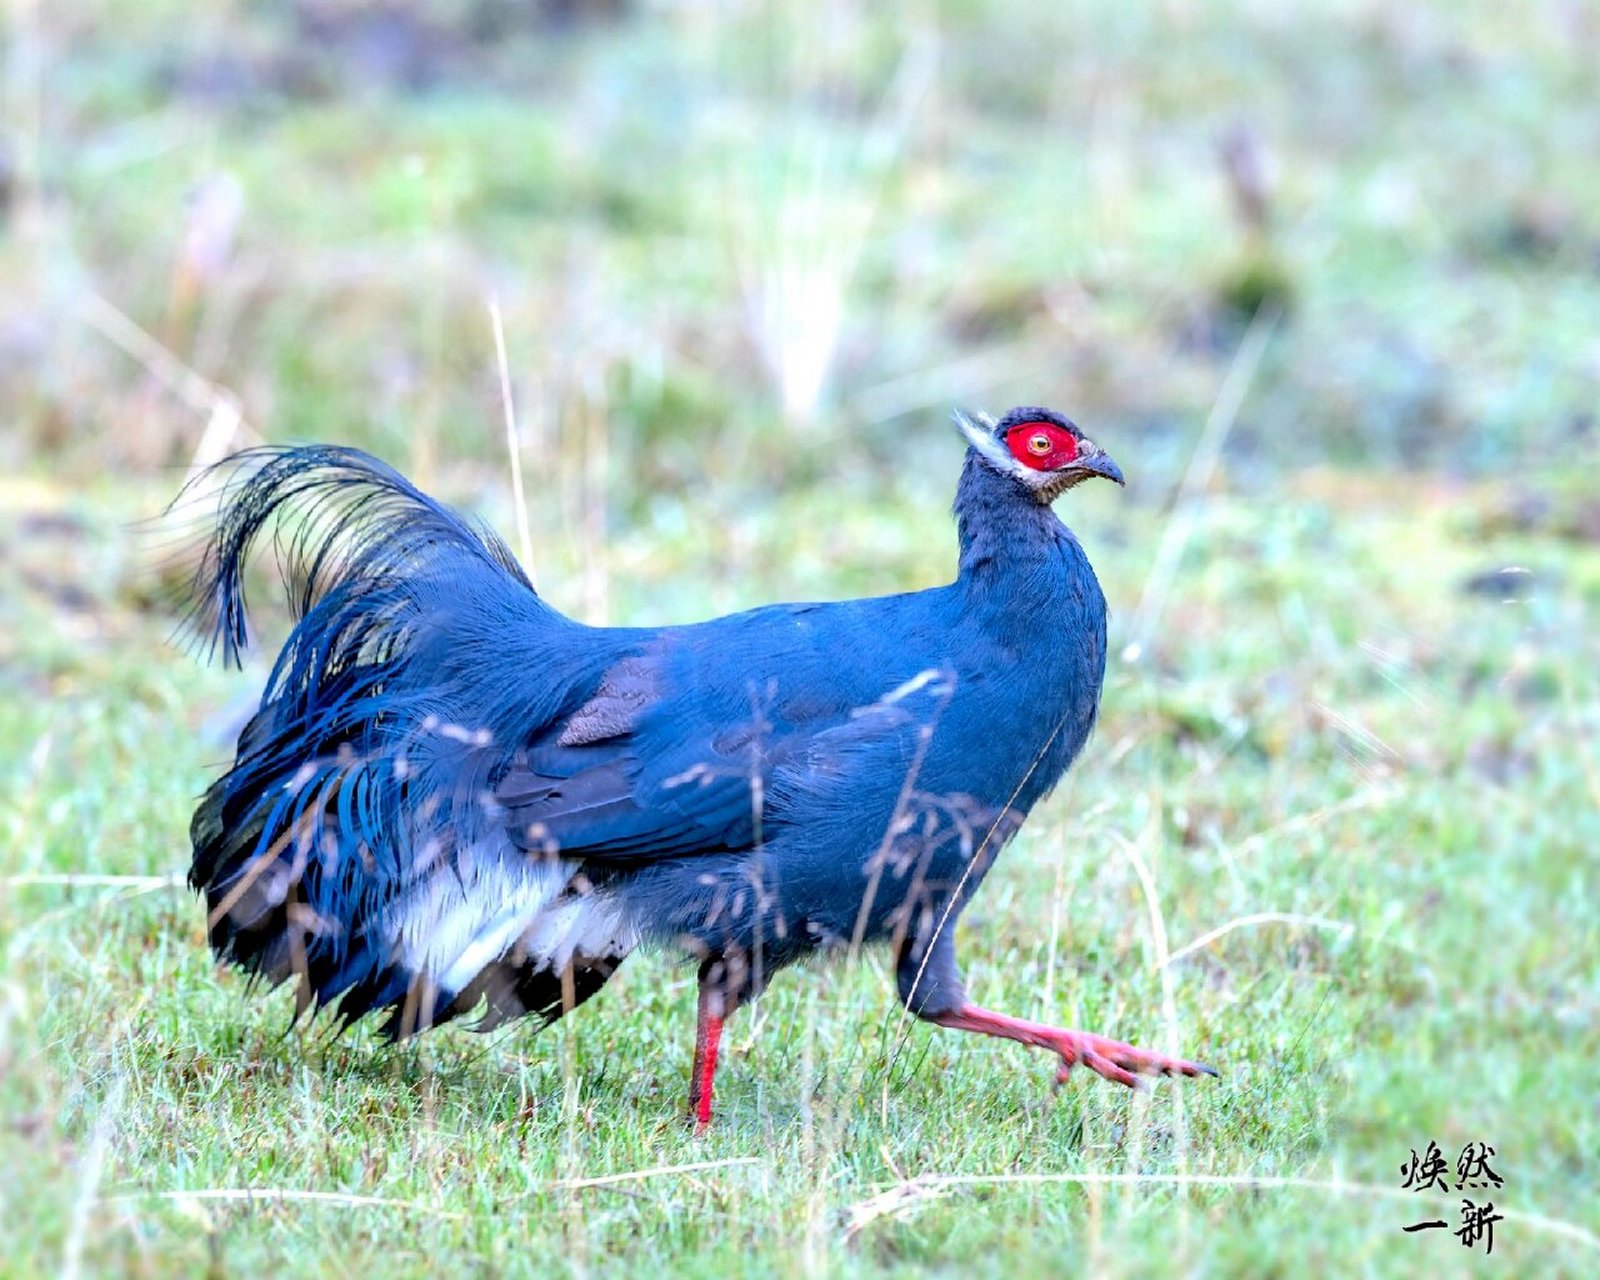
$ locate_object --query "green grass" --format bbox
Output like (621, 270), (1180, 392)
(3, 0), (1599, 1275)
(4, 468), (1596, 1276)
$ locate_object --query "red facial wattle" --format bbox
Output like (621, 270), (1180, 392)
(1005, 422), (1080, 471)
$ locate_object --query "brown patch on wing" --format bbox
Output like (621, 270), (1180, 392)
(558, 655), (659, 747)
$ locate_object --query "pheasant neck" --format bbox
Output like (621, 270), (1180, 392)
(952, 451), (1067, 583)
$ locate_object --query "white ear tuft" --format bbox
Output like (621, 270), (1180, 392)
(952, 408), (1013, 471)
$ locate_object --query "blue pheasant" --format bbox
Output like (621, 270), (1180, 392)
(183, 406), (1214, 1126)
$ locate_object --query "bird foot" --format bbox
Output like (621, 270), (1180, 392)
(930, 1003), (1217, 1091)
(1048, 1029), (1218, 1090)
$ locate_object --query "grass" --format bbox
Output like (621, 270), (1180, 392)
(3, 1), (1599, 1276)
(5, 465), (1596, 1276)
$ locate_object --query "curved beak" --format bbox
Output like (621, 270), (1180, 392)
(1071, 444), (1125, 487)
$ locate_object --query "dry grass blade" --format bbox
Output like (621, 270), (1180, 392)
(1124, 303), (1280, 663)
(101, 1158), (766, 1224)
(1113, 825), (1190, 1224)
(730, 27), (937, 424)
(63, 1075), (126, 1280)
(546, 1157), (762, 1192)
(853, 340), (1048, 424)
(100, 1188), (471, 1222)
(76, 291), (251, 461)
(1165, 913), (1355, 967)
(488, 295), (536, 582)
(1227, 785), (1393, 861)
(845, 1173), (1600, 1252)
(4, 874), (183, 890)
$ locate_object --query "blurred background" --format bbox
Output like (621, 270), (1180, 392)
(7, 0), (1597, 500)
(2, 1), (1597, 1276)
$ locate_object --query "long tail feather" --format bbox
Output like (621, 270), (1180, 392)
(176, 444), (534, 670)
(178, 447), (615, 1033)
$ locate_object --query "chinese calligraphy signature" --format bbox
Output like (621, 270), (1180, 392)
(1400, 1141), (1505, 1254)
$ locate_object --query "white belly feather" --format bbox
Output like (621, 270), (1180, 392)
(390, 841), (638, 995)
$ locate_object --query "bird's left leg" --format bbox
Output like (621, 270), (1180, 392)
(897, 929), (1216, 1089)
(926, 1004), (1217, 1087)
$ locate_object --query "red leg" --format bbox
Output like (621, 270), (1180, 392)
(687, 988), (725, 1132)
(929, 1003), (1217, 1089)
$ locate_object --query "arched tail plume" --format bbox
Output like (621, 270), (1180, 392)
(177, 447), (630, 1035)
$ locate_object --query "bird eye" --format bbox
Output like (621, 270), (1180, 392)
(1027, 433), (1052, 456)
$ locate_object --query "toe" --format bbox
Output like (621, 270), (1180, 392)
(1080, 1048), (1141, 1089)
(1156, 1054), (1219, 1079)
(1083, 1035), (1219, 1081)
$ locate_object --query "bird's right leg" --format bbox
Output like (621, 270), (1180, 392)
(896, 929), (1216, 1089)
(687, 955), (747, 1132)
(687, 981), (726, 1132)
